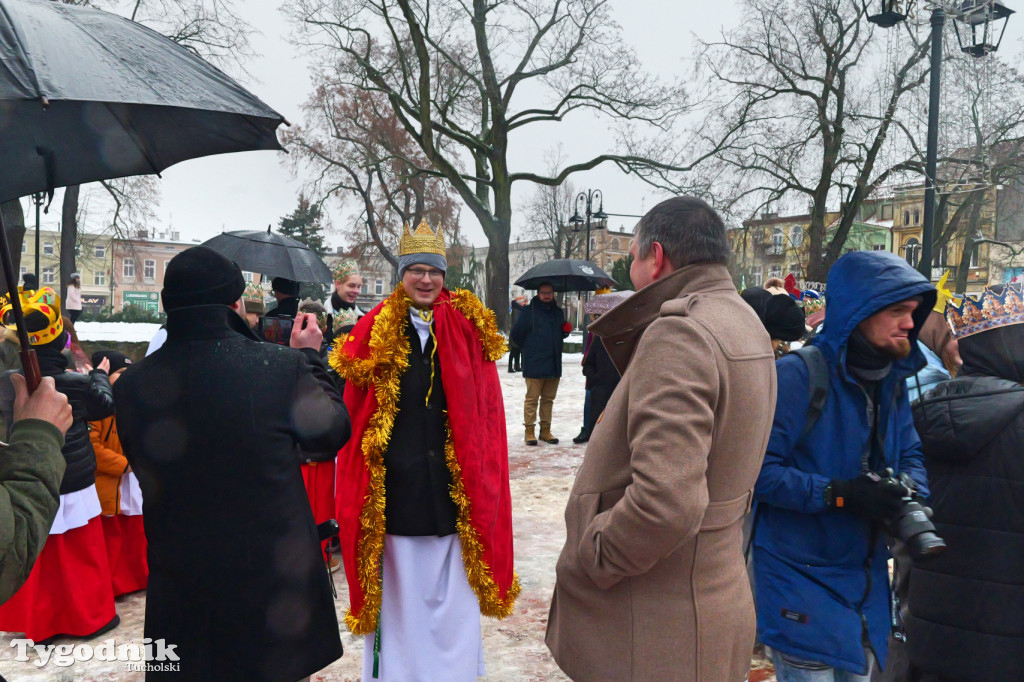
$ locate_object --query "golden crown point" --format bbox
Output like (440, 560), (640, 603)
(0, 286), (64, 346)
(946, 282), (1024, 340)
(399, 219), (446, 257)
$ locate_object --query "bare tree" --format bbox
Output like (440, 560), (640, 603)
(284, 77), (463, 269)
(695, 0), (930, 281)
(287, 0), (722, 325)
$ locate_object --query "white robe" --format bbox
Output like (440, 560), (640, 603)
(361, 311), (485, 681)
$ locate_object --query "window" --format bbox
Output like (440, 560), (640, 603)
(771, 228), (784, 248)
(749, 265), (763, 287)
(42, 241), (54, 255)
(94, 270), (106, 286)
(144, 259), (156, 281)
(19, 266), (27, 277)
(609, 238), (620, 251)
(970, 245), (979, 269)
(903, 238), (921, 269)
(374, 278), (384, 295)
(768, 265), (783, 280)
(872, 244), (887, 251)
(880, 204), (894, 220)
(243, 271), (254, 283)
(21, 242), (25, 253)
(42, 267), (54, 284)
(787, 262), (802, 277)
(94, 244), (106, 258)
(936, 245), (948, 267)
(913, 209), (920, 225)
(904, 210), (911, 226)
(789, 225), (804, 247)
(360, 280), (369, 295)
(123, 259), (135, 280)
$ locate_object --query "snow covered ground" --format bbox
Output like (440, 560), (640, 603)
(0, 352), (773, 681)
(74, 322), (162, 344)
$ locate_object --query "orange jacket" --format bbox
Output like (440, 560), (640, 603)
(90, 415), (127, 515)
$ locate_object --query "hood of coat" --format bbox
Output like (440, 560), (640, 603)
(815, 250), (936, 380)
(589, 263), (740, 374)
(958, 323), (1024, 384)
(913, 375), (1024, 462)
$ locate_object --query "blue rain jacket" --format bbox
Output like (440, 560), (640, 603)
(752, 251), (936, 674)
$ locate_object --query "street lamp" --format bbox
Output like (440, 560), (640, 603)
(953, 1), (1015, 57)
(31, 192), (44, 284)
(569, 189), (608, 262)
(870, 1), (1011, 279)
(863, 0), (916, 27)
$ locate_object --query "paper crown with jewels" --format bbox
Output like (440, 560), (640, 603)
(398, 219), (446, 257)
(0, 287), (64, 346)
(945, 282), (1024, 340)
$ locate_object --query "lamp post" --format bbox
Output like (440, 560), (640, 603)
(866, 1), (1013, 279)
(31, 192), (44, 283)
(569, 189), (608, 262)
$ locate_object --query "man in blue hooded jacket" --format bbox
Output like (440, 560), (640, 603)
(752, 251), (935, 680)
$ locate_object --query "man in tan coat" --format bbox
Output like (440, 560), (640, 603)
(546, 196), (777, 681)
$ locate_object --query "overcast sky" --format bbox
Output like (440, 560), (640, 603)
(25, 0), (1024, 249)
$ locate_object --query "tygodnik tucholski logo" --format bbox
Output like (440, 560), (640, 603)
(10, 637), (180, 671)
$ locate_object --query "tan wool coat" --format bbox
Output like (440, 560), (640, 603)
(546, 263), (777, 681)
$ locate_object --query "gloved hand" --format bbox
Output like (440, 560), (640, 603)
(828, 473), (909, 521)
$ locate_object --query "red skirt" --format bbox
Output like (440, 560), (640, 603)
(0, 516), (116, 641)
(301, 460), (337, 525)
(101, 514), (149, 596)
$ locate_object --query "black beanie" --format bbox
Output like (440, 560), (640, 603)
(741, 287), (806, 342)
(271, 277), (300, 297)
(91, 350), (132, 375)
(162, 246), (245, 311)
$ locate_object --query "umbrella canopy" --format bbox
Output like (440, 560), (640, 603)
(515, 259), (615, 293)
(583, 290), (634, 315)
(0, 0), (285, 203)
(201, 230), (334, 284)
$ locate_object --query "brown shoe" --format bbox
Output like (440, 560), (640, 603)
(525, 426), (538, 446)
(539, 425), (559, 444)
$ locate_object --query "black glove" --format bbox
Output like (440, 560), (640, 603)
(828, 473), (909, 521)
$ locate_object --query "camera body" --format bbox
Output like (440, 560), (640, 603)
(883, 471), (947, 561)
(256, 316), (293, 346)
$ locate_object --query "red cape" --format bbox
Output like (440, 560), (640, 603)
(331, 287), (517, 634)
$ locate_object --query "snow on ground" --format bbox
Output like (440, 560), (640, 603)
(0, 352), (773, 681)
(74, 322), (162, 344)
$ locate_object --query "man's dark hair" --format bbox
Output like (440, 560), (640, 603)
(634, 196), (730, 268)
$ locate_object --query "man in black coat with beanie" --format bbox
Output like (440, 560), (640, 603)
(113, 246), (351, 681)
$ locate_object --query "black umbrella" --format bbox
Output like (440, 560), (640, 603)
(201, 228), (334, 284)
(515, 259), (615, 292)
(0, 0), (286, 389)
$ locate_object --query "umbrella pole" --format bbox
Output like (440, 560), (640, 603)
(0, 212), (42, 392)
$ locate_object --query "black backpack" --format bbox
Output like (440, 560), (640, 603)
(791, 345), (830, 438)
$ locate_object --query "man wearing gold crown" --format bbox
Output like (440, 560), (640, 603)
(331, 220), (518, 681)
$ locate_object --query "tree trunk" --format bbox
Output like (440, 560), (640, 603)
(0, 200), (26, 297)
(60, 185), (80, 303)
(953, 200), (984, 295)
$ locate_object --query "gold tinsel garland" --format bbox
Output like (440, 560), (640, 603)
(330, 285), (517, 634)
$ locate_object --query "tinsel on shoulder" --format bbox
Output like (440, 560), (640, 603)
(328, 284), (516, 635)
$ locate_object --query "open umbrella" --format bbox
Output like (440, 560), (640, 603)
(201, 228), (334, 284)
(0, 0), (286, 389)
(515, 259), (615, 293)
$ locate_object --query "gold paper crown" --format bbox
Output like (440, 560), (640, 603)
(398, 219), (446, 257)
(242, 281), (264, 304)
(945, 282), (1024, 339)
(0, 287), (64, 346)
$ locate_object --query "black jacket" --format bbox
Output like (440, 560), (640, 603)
(510, 296), (567, 378)
(582, 335), (620, 422)
(383, 321), (457, 536)
(265, 296), (299, 319)
(35, 344), (116, 495)
(907, 325), (1024, 682)
(114, 305), (350, 682)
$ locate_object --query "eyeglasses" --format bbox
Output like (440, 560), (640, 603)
(405, 267), (445, 281)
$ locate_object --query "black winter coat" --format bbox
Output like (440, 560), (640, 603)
(114, 306), (350, 682)
(907, 325), (1024, 682)
(510, 296), (567, 378)
(582, 335), (620, 423)
(35, 345), (116, 495)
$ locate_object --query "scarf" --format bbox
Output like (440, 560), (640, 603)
(846, 328), (892, 383)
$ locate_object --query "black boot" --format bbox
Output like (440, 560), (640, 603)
(572, 428), (591, 444)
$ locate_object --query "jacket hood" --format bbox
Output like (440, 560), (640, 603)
(913, 375), (1024, 462)
(958, 323), (1024, 383)
(815, 251), (936, 377)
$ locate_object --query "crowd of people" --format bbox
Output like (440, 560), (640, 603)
(0, 198), (1019, 682)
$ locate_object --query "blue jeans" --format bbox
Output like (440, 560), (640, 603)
(771, 648), (874, 682)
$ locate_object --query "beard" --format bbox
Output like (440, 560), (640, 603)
(883, 338), (913, 359)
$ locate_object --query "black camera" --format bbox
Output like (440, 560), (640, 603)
(256, 316), (294, 346)
(883, 470), (946, 562)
